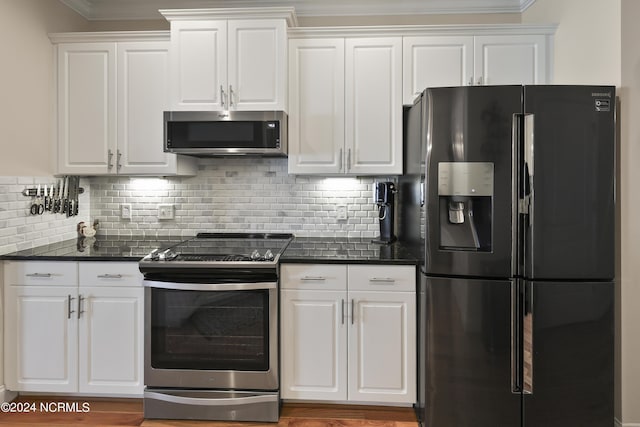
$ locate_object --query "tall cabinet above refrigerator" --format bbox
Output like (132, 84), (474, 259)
(405, 85), (615, 427)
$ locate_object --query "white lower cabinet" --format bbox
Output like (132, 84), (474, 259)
(4, 261), (143, 395)
(281, 264), (416, 404)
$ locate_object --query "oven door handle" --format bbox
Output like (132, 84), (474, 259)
(142, 280), (276, 291)
(144, 391), (278, 406)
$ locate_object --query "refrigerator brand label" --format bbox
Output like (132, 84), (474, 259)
(595, 99), (610, 112)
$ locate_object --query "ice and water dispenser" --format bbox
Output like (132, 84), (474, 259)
(438, 162), (494, 252)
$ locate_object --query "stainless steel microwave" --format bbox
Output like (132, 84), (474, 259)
(163, 111), (287, 157)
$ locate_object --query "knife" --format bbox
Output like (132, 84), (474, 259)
(62, 176), (69, 215)
(44, 184), (50, 211)
(54, 179), (61, 213)
(67, 177), (75, 218)
(74, 177), (79, 216)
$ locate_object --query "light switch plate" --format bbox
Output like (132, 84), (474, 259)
(337, 205), (348, 220)
(120, 204), (132, 220)
(158, 204), (175, 220)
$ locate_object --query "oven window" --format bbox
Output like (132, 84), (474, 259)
(150, 288), (270, 371)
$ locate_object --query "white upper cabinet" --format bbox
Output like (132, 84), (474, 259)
(117, 41), (183, 174)
(403, 36), (474, 104)
(57, 42), (116, 175)
(288, 38), (345, 174)
(288, 35), (402, 175)
(53, 33), (197, 176)
(169, 20), (228, 110)
(163, 8), (293, 112)
(474, 35), (547, 86)
(402, 27), (554, 104)
(345, 37), (402, 175)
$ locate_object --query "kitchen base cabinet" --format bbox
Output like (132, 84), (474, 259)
(281, 264), (416, 404)
(6, 286), (78, 393)
(78, 286), (143, 394)
(3, 261), (143, 396)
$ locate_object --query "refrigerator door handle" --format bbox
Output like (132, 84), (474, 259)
(520, 114), (535, 227)
(523, 281), (534, 394)
(511, 279), (523, 393)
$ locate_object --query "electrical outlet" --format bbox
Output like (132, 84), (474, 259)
(120, 204), (132, 220)
(336, 205), (348, 220)
(158, 204), (175, 220)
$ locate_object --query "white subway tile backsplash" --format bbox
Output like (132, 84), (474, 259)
(0, 159), (395, 254)
(89, 158), (387, 238)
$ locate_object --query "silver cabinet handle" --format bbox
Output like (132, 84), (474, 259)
(26, 273), (52, 278)
(351, 299), (355, 325)
(117, 149), (122, 170)
(220, 85), (226, 107)
(341, 299), (345, 325)
(468, 77), (473, 86)
(68, 295), (76, 319)
(477, 76), (484, 85)
(339, 148), (343, 172)
(369, 277), (396, 283)
(229, 85), (235, 107)
(107, 149), (114, 169)
(78, 295), (85, 319)
(301, 276), (326, 281)
(347, 148), (352, 171)
(97, 274), (123, 279)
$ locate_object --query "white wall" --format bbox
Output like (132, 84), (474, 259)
(0, 0), (87, 176)
(620, 1), (640, 425)
(522, 0), (621, 86)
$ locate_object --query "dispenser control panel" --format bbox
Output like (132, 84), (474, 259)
(438, 162), (494, 196)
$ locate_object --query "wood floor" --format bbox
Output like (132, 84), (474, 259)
(0, 397), (418, 427)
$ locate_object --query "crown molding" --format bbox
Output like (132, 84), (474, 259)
(159, 7), (298, 27)
(58, 0), (537, 21)
(288, 23), (557, 38)
(49, 30), (169, 44)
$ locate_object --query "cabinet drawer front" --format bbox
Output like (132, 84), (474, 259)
(79, 262), (143, 287)
(348, 265), (415, 292)
(281, 264), (347, 290)
(5, 261), (78, 286)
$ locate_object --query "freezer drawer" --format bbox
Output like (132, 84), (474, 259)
(523, 280), (614, 427)
(419, 275), (520, 427)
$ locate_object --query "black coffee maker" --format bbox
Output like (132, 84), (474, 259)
(372, 181), (397, 244)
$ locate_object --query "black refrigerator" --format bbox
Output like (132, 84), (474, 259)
(402, 85), (615, 427)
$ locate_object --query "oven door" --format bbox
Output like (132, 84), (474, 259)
(143, 280), (278, 391)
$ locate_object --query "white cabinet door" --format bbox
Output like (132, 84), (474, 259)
(78, 286), (143, 395)
(345, 38), (402, 175)
(6, 286), (78, 393)
(169, 20), (227, 111)
(228, 20), (287, 111)
(281, 289), (348, 400)
(348, 290), (416, 403)
(288, 38), (345, 174)
(57, 43), (116, 175)
(117, 41), (178, 175)
(474, 35), (548, 85)
(402, 36), (474, 104)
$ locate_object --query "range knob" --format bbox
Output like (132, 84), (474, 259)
(264, 249), (274, 261)
(250, 250), (262, 260)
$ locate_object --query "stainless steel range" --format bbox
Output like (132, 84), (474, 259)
(139, 233), (293, 422)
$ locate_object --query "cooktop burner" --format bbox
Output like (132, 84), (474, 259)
(139, 233), (293, 271)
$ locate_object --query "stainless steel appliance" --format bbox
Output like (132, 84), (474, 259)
(139, 233), (293, 422)
(402, 85), (615, 427)
(164, 111), (287, 157)
(372, 181), (397, 244)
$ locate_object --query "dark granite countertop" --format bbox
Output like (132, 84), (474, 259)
(1, 235), (421, 265)
(281, 237), (419, 265)
(0, 235), (187, 261)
